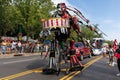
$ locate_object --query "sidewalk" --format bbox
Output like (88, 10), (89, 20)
(0, 52), (42, 59)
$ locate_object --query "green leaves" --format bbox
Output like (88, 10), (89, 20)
(0, 0), (55, 38)
(81, 24), (102, 41)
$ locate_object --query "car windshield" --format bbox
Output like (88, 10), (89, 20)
(75, 42), (84, 47)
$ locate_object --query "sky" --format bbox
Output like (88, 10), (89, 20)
(51, 0), (120, 42)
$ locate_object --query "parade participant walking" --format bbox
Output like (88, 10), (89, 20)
(66, 40), (84, 72)
(108, 45), (114, 66)
(115, 44), (120, 76)
(101, 45), (107, 57)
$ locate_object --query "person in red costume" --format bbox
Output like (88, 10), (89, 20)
(115, 44), (120, 76)
(112, 39), (118, 51)
(67, 40), (84, 72)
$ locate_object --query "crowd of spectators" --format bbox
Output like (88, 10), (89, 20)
(0, 40), (44, 55)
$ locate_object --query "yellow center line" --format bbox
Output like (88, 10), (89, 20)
(0, 56), (102, 80)
(0, 68), (42, 80)
(60, 56), (103, 80)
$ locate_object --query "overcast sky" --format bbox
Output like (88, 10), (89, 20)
(51, 0), (120, 42)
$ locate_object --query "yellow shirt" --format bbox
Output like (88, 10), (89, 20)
(1, 42), (7, 46)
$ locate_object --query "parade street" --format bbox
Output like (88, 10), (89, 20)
(0, 53), (119, 80)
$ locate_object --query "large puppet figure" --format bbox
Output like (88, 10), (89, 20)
(41, 3), (87, 75)
(52, 3), (84, 40)
(41, 2), (105, 75)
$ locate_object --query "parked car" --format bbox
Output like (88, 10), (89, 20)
(92, 48), (102, 56)
(74, 42), (92, 61)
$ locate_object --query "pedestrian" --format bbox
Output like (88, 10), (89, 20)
(108, 45), (114, 66)
(11, 40), (17, 53)
(115, 44), (120, 76)
(1, 40), (7, 54)
(36, 42), (40, 53)
(17, 41), (22, 54)
(101, 45), (107, 57)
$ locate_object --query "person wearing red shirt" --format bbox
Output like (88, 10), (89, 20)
(67, 40), (84, 72)
(115, 45), (120, 76)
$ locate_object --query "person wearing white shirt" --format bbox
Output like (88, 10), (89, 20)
(17, 41), (22, 54)
(101, 46), (107, 57)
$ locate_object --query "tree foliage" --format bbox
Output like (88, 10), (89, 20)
(0, 0), (55, 39)
(0, 0), (12, 36)
(77, 24), (103, 42)
(0, 0), (103, 41)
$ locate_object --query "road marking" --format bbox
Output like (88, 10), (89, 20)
(60, 56), (103, 80)
(0, 68), (42, 80)
(3, 58), (38, 64)
(0, 56), (102, 80)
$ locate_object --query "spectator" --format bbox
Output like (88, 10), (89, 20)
(108, 45), (114, 66)
(101, 45), (107, 57)
(17, 41), (22, 54)
(11, 40), (17, 53)
(36, 42), (40, 53)
(1, 40), (7, 54)
(21, 42), (26, 53)
(115, 44), (120, 76)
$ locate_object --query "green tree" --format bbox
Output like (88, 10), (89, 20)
(67, 28), (78, 42)
(13, 0), (55, 39)
(0, 0), (55, 39)
(0, 0), (13, 36)
(81, 24), (103, 41)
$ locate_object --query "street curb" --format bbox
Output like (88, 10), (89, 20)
(0, 53), (43, 59)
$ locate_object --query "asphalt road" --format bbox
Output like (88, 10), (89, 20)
(0, 54), (119, 80)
